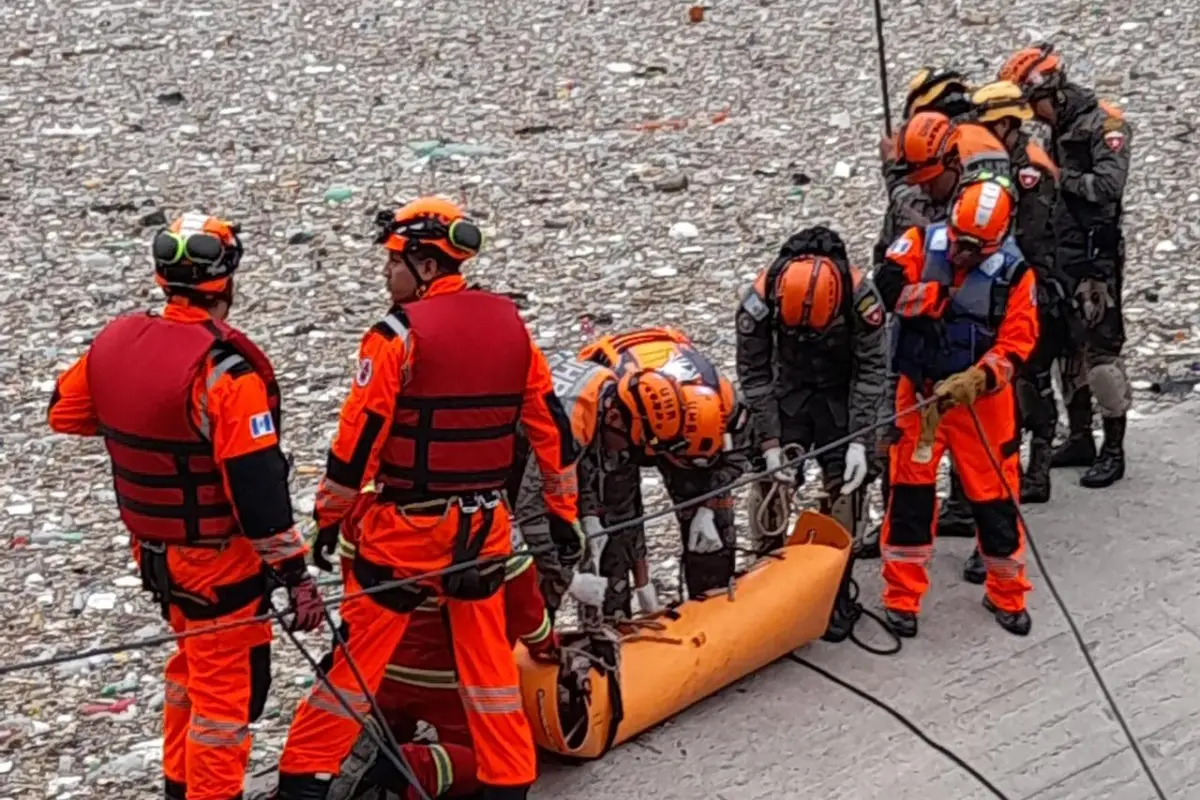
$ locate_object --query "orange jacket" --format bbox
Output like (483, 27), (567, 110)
(314, 275), (579, 529)
(47, 301), (307, 571)
(883, 227), (1039, 390)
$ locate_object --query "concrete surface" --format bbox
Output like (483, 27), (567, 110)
(533, 401), (1200, 800)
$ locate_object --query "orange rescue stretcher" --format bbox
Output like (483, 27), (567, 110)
(516, 510), (851, 760)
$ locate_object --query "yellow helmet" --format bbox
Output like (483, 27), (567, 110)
(970, 81), (1034, 125)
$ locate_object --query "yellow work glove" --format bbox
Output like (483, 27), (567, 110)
(934, 365), (988, 409)
(913, 402), (941, 464)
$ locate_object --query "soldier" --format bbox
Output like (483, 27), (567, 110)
(1001, 43), (1133, 488)
(736, 225), (888, 640)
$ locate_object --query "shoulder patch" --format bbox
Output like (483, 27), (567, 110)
(855, 291), (885, 328)
(739, 286), (770, 322)
(355, 357), (373, 388)
(249, 411), (276, 439)
(1018, 166), (1041, 189)
(885, 236), (912, 258)
(1103, 129), (1127, 152)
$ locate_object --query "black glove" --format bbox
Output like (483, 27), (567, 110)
(548, 514), (586, 569)
(311, 523), (339, 573)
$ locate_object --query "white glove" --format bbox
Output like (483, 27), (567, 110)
(841, 442), (868, 495)
(581, 515), (606, 572)
(764, 446), (796, 485)
(687, 506), (724, 554)
(567, 572), (609, 608)
(634, 582), (662, 614)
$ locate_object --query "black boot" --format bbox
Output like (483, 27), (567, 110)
(983, 596), (1031, 636)
(1050, 390), (1096, 468)
(884, 609), (918, 638)
(962, 548), (985, 585)
(822, 557), (858, 643)
(1080, 416), (1126, 488)
(854, 524), (881, 560)
(937, 469), (975, 538)
(164, 778), (187, 800)
(1020, 438), (1052, 504)
(482, 786), (532, 799)
(276, 774), (331, 800)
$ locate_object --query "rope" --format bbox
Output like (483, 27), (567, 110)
(964, 405), (1169, 800)
(0, 397), (936, 676)
(272, 602), (432, 800)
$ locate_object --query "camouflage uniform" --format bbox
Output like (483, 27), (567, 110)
(1047, 84), (1133, 488)
(736, 228), (889, 548)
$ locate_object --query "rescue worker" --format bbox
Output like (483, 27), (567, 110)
(47, 213), (323, 800)
(280, 196), (581, 800)
(875, 178), (1037, 638)
(876, 67), (975, 265)
(869, 73), (976, 560)
(735, 225), (887, 550)
(957, 81), (1066, 582)
(329, 520), (561, 799)
(577, 327), (746, 619)
(1000, 42), (1133, 488)
(509, 351), (621, 618)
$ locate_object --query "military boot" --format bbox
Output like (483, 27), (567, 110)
(164, 779), (187, 800)
(962, 548), (985, 585)
(276, 774), (331, 800)
(1051, 390), (1096, 468)
(983, 596), (1031, 636)
(884, 609), (918, 638)
(482, 786), (531, 799)
(1020, 438), (1052, 504)
(1080, 416), (1126, 488)
(937, 469), (975, 538)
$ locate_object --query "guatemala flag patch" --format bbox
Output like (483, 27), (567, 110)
(249, 412), (276, 439)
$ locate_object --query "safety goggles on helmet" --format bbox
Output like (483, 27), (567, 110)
(373, 210), (483, 256)
(152, 220), (242, 289)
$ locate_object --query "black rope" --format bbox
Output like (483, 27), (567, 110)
(786, 653), (1010, 799)
(0, 397), (936, 677)
(872, 0), (893, 137)
(964, 405), (1169, 800)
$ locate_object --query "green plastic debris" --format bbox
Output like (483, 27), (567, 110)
(324, 186), (354, 204)
(407, 140), (500, 160)
(100, 677), (139, 697)
(787, 187), (806, 200)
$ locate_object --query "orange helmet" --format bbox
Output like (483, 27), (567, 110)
(615, 370), (685, 454)
(998, 43), (1062, 96)
(947, 179), (1014, 255)
(374, 196), (482, 262)
(771, 256), (844, 330)
(897, 111), (953, 184)
(152, 212), (243, 297)
(675, 383), (728, 463)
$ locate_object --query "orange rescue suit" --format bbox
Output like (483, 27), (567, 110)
(48, 301), (306, 800)
(279, 275), (578, 793)
(878, 227), (1037, 616)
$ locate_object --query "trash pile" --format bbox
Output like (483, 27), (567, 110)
(1, 0), (1198, 797)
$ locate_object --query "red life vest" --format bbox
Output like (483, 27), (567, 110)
(376, 290), (531, 500)
(87, 312), (281, 545)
